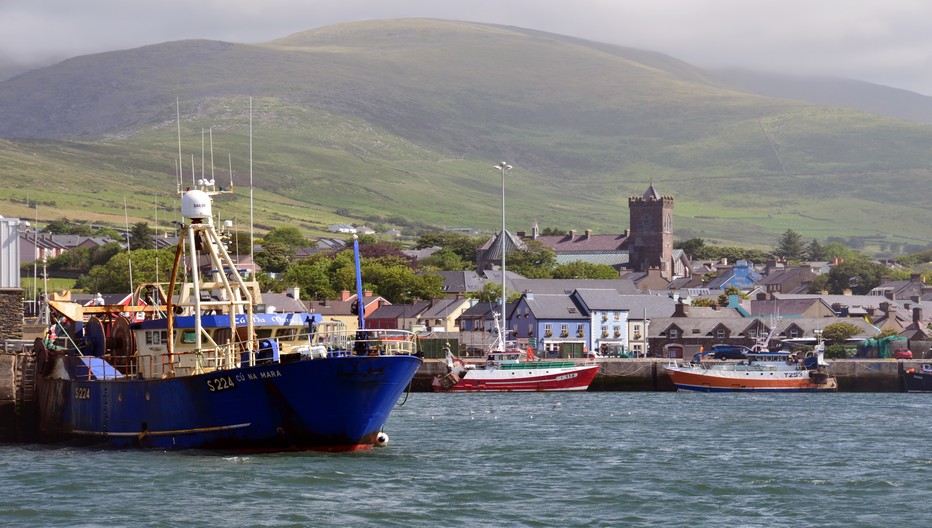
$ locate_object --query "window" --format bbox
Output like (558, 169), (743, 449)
(716, 328), (726, 339)
(182, 330), (197, 344)
(789, 328), (800, 338)
(560, 324), (568, 337)
(544, 324), (552, 337)
(576, 324), (585, 337)
(634, 324), (641, 333)
(669, 328), (679, 339)
(614, 311), (620, 321)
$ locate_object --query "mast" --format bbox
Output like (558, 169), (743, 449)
(353, 234), (365, 331)
(494, 161), (512, 352)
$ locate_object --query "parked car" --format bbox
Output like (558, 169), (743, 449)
(893, 350), (913, 359)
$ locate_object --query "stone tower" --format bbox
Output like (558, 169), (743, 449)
(628, 182), (674, 278)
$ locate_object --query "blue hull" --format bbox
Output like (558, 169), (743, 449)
(36, 355), (421, 451)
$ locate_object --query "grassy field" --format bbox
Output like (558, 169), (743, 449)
(1, 20), (931, 252)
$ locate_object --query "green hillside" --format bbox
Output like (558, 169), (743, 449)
(0, 19), (930, 251)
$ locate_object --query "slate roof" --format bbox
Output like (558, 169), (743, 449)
(511, 278), (638, 295)
(523, 294), (588, 320)
(531, 233), (628, 252)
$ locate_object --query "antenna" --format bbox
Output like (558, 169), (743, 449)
(249, 97), (254, 271)
(228, 153), (234, 191)
(124, 196), (134, 298)
(209, 127), (215, 185)
(176, 97), (182, 195)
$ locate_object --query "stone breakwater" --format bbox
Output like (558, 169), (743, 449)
(411, 358), (915, 392)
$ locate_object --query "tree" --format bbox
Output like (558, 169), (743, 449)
(420, 247), (472, 271)
(262, 226), (307, 247)
(506, 241), (556, 279)
(75, 248), (176, 293)
(674, 237), (706, 258)
(282, 257), (337, 300)
(773, 229), (805, 261)
(129, 222), (156, 251)
(471, 282), (522, 303)
(821, 322), (864, 344)
(253, 241), (294, 274)
(811, 259), (886, 295)
(805, 239), (825, 261)
(552, 261), (618, 279)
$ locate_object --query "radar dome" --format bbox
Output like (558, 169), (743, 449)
(182, 190), (212, 221)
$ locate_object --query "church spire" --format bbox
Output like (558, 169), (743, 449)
(643, 180), (661, 200)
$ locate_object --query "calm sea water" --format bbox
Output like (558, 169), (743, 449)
(1, 392), (930, 527)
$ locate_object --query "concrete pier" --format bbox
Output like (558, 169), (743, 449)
(412, 358), (918, 392)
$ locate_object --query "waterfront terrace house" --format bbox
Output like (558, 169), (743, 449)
(758, 265), (818, 295)
(646, 301), (877, 357)
(870, 273), (930, 300)
(511, 291), (591, 358)
(615, 294), (678, 356)
(19, 232), (117, 264)
(304, 290), (390, 334)
(418, 297), (475, 333)
(366, 301), (431, 331)
(746, 296), (837, 319)
(569, 289), (630, 356)
(455, 301), (517, 355)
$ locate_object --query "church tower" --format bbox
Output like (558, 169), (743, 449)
(628, 182), (674, 278)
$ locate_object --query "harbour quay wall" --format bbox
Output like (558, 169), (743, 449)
(413, 358), (918, 392)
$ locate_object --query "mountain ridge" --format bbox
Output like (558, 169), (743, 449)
(0, 18), (930, 252)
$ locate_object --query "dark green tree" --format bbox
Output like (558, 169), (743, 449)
(507, 241), (556, 279)
(674, 237), (706, 258)
(821, 322), (864, 344)
(552, 261), (618, 279)
(805, 239), (825, 261)
(253, 241), (295, 274)
(773, 229), (805, 261)
(129, 222), (156, 250)
(262, 226), (307, 247)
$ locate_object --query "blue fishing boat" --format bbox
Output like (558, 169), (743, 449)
(33, 184), (421, 451)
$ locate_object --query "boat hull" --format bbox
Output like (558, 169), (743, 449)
(903, 372), (932, 393)
(435, 364), (600, 392)
(35, 355), (421, 451)
(665, 366), (838, 392)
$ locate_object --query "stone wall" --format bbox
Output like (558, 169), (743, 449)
(0, 289), (24, 339)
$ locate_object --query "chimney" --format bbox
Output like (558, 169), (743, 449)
(290, 286), (300, 301)
(624, 228), (630, 237)
(915, 306), (924, 325)
(585, 229), (592, 238)
(524, 289), (534, 301)
(364, 289), (373, 298)
(673, 301), (690, 318)
(842, 289), (852, 296)
(340, 290), (351, 301)
(879, 301), (892, 314)
(569, 230), (577, 238)
(910, 273), (922, 282)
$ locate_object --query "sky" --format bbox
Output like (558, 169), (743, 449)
(3, 0), (932, 95)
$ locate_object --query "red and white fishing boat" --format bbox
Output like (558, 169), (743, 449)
(432, 315), (600, 392)
(432, 161), (600, 392)
(664, 329), (837, 392)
